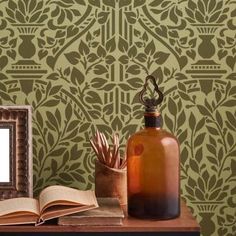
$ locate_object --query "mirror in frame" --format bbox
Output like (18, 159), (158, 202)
(0, 106), (32, 200)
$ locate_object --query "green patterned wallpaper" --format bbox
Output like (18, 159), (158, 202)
(0, 0), (235, 235)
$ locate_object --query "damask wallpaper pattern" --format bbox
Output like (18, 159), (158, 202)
(0, 0), (235, 235)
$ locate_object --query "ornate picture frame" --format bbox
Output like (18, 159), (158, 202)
(0, 106), (32, 200)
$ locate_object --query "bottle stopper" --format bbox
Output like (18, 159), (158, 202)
(139, 75), (163, 113)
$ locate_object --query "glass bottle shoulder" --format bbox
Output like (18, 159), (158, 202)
(128, 127), (178, 142)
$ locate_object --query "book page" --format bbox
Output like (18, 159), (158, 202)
(39, 185), (98, 213)
(39, 204), (98, 223)
(0, 198), (39, 217)
(0, 212), (38, 225)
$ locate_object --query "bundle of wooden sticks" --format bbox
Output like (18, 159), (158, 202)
(90, 131), (126, 169)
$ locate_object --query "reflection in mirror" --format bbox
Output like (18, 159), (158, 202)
(0, 128), (10, 182)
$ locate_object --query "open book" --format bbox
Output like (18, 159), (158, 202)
(0, 185), (98, 226)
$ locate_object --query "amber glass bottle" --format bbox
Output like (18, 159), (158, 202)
(127, 76), (180, 219)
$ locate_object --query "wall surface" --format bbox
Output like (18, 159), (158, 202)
(0, 0), (235, 235)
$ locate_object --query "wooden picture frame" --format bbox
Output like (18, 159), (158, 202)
(0, 106), (32, 200)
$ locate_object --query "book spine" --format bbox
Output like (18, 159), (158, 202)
(35, 218), (44, 226)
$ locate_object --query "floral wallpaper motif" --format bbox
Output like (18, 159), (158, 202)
(0, 0), (235, 235)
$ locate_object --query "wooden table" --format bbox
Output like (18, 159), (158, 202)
(0, 201), (200, 236)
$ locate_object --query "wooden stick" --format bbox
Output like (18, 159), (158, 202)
(90, 130), (126, 169)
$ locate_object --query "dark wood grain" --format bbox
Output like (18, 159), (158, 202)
(0, 201), (200, 233)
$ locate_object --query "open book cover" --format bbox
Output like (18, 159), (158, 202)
(58, 198), (124, 226)
(0, 185), (98, 226)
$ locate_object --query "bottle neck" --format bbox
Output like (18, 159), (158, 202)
(144, 113), (162, 128)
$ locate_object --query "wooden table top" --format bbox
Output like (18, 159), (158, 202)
(0, 200), (200, 233)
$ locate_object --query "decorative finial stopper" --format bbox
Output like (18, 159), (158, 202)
(139, 75), (163, 113)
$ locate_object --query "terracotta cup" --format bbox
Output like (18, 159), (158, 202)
(95, 160), (127, 205)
